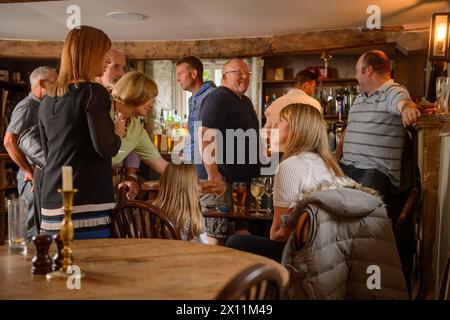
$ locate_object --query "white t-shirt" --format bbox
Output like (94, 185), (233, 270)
(264, 88), (322, 128)
(273, 152), (336, 208)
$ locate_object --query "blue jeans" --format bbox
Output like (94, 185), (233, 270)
(17, 169), (37, 241)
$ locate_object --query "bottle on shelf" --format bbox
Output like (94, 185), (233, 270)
(172, 110), (181, 130)
(328, 123), (336, 152)
(326, 88), (334, 116)
(263, 95), (270, 111)
(164, 110), (173, 133)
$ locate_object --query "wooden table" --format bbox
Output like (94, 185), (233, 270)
(203, 209), (274, 221)
(0, 238), (288, 300)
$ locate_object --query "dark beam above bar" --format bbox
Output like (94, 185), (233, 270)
(0, 0), (65, 3)
(0, 26), (427, 60)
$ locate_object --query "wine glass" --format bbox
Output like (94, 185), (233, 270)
(264, 176), (274, 215)
(251, 177), (266, 216)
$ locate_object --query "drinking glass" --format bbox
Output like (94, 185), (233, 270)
(264, 176), (274, 215)
(436, 77), (450, 114)
(232, 182), (247, 213)
(213, 179), (227, 211)
(251, 177), (266, 216)
(152, 133), (162, 151)
(166, 135), (174, 153)
(8, 199), (27, 255)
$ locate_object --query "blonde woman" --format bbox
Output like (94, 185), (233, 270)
(38, 26), (125, 239)
(110, 71), (167, 175)
(226, 103), (343, 261)
(270, 103), (344, 241)
(110, 71), (225, 199)
(153, 163), (209, 244)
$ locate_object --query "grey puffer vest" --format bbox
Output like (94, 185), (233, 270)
(281, 183), (408, 300)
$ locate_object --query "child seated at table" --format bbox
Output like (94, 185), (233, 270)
(153, 163), (210, 244)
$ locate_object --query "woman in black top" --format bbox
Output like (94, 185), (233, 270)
(38, 26), (125, 239)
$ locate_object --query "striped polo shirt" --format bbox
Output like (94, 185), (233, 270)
(341, 79), (411, 187)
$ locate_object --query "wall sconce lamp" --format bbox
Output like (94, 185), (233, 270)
(429, 12), (450, 62)
(426, 12), (450, 103)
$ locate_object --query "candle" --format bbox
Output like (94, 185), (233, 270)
(62, 166), (73, 191)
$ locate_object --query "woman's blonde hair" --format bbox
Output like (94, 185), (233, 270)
(153, 163), (203, 241)
(48, 26), (111, 97)
(279, 103), (344, 177)
(111, 71), (158, 106)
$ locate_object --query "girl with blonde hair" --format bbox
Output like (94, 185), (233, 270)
(39, 26), (125, 239)
(153, 163), (208, 243)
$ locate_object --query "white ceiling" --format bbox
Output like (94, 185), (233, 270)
(0, 0), (447, 41)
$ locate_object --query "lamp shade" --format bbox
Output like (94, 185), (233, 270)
(429, 12), (450, 62)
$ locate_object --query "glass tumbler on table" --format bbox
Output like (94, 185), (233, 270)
(8, 199), (28, 255)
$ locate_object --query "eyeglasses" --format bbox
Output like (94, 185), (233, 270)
(224, 70), (252, 78)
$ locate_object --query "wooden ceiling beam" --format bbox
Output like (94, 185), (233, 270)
(0, 0), (65, 3)
(0, 26), (427, 60)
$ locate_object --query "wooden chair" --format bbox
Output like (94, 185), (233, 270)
(438, 252), (450, 300)
(216, 264), (284, 300)
(111, 200), (181, 239)
(392, 187), (419, 298)
(394, 187), (419, 238)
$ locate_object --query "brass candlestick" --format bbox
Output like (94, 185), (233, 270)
(46, 189), (83, 280)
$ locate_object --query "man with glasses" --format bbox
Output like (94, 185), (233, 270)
(199, 59), (261, 244)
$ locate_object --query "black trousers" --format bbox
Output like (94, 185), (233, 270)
(33, 167), (44, 233)
(339, 163), (393, 197)
(225, 234), (286, 262)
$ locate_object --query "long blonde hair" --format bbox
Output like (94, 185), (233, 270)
(153, 163), (203, 240)
(111, 71), (158, 106)
(279, 103), (344, 177)
(48, 26), (111, 97)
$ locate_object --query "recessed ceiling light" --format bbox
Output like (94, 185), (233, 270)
(106, 12), (146, 21)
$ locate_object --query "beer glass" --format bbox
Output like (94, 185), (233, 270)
(152, 134), (162, 151)
(166, 135), (173, 153)
(232, 182), (247, 213)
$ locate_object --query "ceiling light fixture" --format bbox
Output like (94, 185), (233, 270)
(106, 12), (146, 21)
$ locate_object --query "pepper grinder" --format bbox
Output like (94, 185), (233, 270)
(32, 234), (53, 275)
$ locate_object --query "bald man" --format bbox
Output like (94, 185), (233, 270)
(199, 59), (261, 242)
(96, 48), (127, 92)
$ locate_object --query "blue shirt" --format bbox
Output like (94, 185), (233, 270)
(184, 81), (216, 179)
